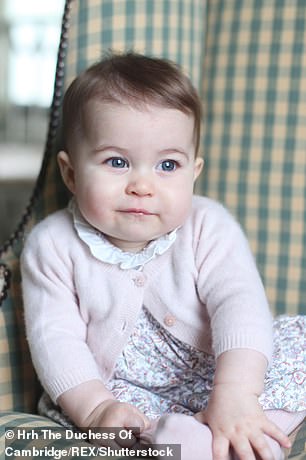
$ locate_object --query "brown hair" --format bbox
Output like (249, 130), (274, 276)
(62, 52), (202, 154)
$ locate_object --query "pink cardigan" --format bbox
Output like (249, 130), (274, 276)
(21, 195), (273, 403)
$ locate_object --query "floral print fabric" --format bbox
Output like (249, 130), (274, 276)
(106, 309), (305, 419)
(259, 315), (305, 412)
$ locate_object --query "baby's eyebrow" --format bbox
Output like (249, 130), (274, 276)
(91, 145), (192, 159)
(159, 148), (190, 159)
(91, 145), (128, 155)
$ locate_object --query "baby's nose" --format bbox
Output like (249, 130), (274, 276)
(126, 173), (155, 197)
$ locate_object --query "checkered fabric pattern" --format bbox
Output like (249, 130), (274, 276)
(198, 0), (306, 317)
(0, 1), (305, 458)
(0, 412), (111, 459)
(64, 0), (205, 87)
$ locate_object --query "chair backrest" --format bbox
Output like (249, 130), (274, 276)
(198, 0), (306, 317)
(0, 0), (206, 413)
(1, 0), (306, 415)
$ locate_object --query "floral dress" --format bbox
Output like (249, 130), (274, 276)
(105, 309), (305, 419)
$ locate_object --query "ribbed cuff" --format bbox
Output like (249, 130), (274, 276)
(214, 332), (273, 365)
(43, 366), (103, 404)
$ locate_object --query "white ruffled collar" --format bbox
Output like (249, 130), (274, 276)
(69, 199), (177, 270)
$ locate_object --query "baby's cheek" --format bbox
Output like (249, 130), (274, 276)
(173, 198), (193, 224)
(77, 196), (106, 227)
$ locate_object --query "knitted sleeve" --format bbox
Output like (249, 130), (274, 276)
(194, 200), (273, 363)
(21, 214), (103, 403)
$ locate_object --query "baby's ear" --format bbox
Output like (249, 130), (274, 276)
(57, 150), (76, 194)
(193, 157), (204, 181)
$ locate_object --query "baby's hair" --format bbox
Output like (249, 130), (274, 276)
(62, 51), (202, 155)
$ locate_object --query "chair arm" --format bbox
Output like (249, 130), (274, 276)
(0, 411), (125, 459)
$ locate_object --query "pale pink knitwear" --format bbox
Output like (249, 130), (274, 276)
(21, 195), (273, 403)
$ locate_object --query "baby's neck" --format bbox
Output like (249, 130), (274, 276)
(106, 236), (150, 253)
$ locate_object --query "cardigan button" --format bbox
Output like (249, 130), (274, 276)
(164, 314), (176, 327)
(133, 274), (146, 287)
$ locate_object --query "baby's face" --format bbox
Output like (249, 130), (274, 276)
(58, 101), (203, 252)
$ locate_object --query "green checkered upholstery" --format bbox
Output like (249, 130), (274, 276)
(198, 0), (306, 317)
(0, 412), (93, 458)
(0, 1), (305, 458)
(65, 0), (205, 87)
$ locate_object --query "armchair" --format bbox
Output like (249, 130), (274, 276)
(0, 1), (305, 458)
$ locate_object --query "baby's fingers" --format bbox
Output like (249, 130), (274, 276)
(246, 432), (276, 460)
(122, 404), (151, 433)
(227, 432), (259, 460)
(232, 423), (290, 460)
(263, 420), (291, 450)
(212, 434), (231, 460)
(213, 432), (273, 460)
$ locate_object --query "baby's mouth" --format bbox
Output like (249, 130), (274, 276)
(119, 208), (155, 216)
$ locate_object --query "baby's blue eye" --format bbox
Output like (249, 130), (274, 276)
(107, 157), (128, 168)
(159, 160), (177, 172)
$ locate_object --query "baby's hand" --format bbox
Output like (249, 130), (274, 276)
(195, 384), (291, 460)
(83, 399), (151, 448)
